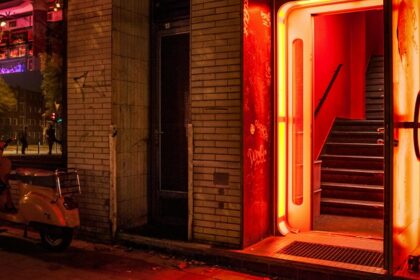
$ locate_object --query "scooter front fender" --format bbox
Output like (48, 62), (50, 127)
(19, 191), (80, 228)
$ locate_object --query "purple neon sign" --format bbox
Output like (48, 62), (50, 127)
(0, 62), (25, 74)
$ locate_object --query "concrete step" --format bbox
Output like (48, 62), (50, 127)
(366, 103), (384, 111)
(321, 182), (383, 202)
(366, 78), (384, 86)
(321, 154), (384, 170)
(329, 131), (381, 143)
(325, 142), (383, 156)
(333, 119), (383, 131)
(366, 72), (384, 80)
(368, 59), (384, 67)
(321, 198), (384, 218)
(321, 167), (384, 185)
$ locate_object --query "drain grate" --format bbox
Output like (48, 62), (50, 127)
(278, 241), (383, 267)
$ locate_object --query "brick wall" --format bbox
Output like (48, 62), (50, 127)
(67, 0), (113, 240)
(191, 0), (243, 247)
(112, 0), (150, 228)
(68, 0), (150, 240)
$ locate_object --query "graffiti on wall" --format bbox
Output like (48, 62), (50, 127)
(243, 0), (273, 246)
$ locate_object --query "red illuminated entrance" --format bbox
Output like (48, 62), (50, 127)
(266, 0), (420, 274)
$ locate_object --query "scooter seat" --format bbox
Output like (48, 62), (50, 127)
(16, 168), (54, 177)
(15, 168), (56, 188)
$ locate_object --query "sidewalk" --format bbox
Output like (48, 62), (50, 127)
(118, 232), (389, 280)
(3, 144), (61, 156)
(0, 226), (269, 280)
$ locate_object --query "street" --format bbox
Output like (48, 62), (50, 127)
(0, 227), (270, 280)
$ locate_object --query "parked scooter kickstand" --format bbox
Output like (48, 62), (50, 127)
(0, 138), (81, 251)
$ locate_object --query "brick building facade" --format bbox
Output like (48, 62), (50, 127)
(3, 0), (420, 276)
(67, 0), (245, 247)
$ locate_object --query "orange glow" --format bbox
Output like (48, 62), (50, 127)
(391, 0), (420, 271)
(292, 39), (304, 205)
(276, 0), (383, 234)
(277, 19), (287, 223)
(243, 0), (273, 246)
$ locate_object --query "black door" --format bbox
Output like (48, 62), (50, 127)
(151, 27), (189, 240)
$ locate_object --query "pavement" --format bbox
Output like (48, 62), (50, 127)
(0, 226), (270, 280)
(3, 144), (61, 156)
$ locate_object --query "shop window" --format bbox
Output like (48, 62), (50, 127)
(0, 0), (66, 159)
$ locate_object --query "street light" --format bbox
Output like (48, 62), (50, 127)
(53, 0), (62, 12)
(0, 15), (7, 28)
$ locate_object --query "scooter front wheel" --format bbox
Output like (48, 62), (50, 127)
(39, 227), (73, 252)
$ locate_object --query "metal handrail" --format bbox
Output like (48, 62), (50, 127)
(314, 64), (343, 116)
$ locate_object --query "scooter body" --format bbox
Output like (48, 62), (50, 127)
(0, 168), (80, 226)
(0, 162), (81, 251)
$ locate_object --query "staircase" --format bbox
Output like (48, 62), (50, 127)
(320, 56), (384, 218)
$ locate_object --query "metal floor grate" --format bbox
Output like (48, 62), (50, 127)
(278, 241), (383, 268)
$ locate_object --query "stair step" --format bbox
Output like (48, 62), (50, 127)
(321, 167), (384, 185)
(365, 93), (384, 98)
(366, 114), (384, 120)
(322, 167), (384, 174)
(366, 93), (384, 99)
(366, 72), (384, 80)
(321, 182), (383, 202)
(321, 198), (384, 218)
(366, 99), (384, 105)
(366, 109), (384, 118)
(366, 96), (384, 101)
(370, 56), (384, 62)
(367, 65), (384, 73)
(325, 142), (383, 156)
(368, 59), (384, 66)
(334, 119), (383, 131)
(366, 103), (384, 110)
(366, 108), (383, 112)
(318, 56), (385, 219)
(366, 84), (384, 91)
(321, 154), (384, 170)
(366, 78), (384, 86)
(329, 131), (381, 143)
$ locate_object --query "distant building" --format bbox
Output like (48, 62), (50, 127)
(0, 0), (62, 144)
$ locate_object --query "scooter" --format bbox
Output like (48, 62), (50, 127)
(0, 138), (81, 251)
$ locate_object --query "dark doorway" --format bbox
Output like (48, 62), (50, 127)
(149, 25), (190, 240)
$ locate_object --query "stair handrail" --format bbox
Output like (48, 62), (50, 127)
(315, 64), (343, 116)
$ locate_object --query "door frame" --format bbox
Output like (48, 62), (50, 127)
(383, 0), (393, 272)
(275, 0), (383, 233)
(275, 0), (389, 269)
(150, 19), (191, 234)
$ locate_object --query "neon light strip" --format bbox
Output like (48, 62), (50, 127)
(0, 62), (25, 74)
(277, 18), (287, 222)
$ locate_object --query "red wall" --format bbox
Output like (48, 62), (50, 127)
(350, 13), (366, 119)
(366, 10), (385, 62)
(243, 0), (273, 247)
(314, 11), (383, 159)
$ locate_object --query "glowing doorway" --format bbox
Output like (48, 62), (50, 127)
(276, 0), (383, 233)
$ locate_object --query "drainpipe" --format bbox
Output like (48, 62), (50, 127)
(109, 125), (118, 240)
